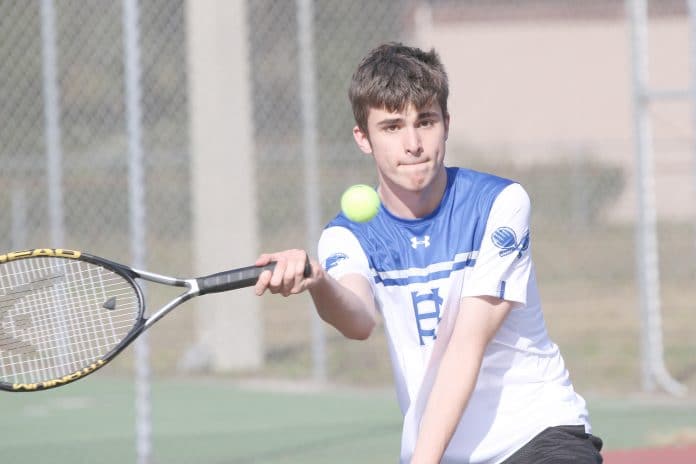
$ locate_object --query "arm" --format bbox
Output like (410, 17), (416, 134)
(310, 270), (377, 340)
(411, 184), (532, 462)
(254, 248), (378, 340)
(410, 295), (514, 463)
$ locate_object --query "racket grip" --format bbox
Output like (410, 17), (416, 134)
(196, 255), (312, 296)
(197, 263), (276, 295)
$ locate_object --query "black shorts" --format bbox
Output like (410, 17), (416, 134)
(501, 425), (603, 464)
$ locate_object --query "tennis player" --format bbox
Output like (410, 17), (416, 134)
(254, 42), (603, 463)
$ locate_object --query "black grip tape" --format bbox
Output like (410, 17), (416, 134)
(197, 263), (275, 295)
(197, 253), (312, 296)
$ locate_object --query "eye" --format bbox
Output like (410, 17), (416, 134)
(418, 119), (435, 128)
(383, 124), (400, 133)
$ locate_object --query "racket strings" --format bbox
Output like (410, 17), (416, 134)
(0, 257), (140, 385)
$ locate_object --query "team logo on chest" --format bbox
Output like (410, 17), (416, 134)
(410, 235), (431, 249)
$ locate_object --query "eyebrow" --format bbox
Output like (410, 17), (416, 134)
(375, 117), (403, 127)
(418, 111), (441, 120)
(375, 111), (441, 128)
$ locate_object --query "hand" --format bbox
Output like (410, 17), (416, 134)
(254, 249), (319, 297)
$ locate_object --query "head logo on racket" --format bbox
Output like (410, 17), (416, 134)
(0, 271), (66, 359)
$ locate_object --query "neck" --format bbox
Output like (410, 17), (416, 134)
(378, 168), (448, 219)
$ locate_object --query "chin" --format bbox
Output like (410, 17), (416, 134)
(405, 177), (430, 192)
(410, 169), (435, 187)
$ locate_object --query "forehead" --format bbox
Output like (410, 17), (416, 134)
(366, 101), (442, 124)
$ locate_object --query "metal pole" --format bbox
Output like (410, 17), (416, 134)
(297, 0), (327, 383)
(687, 0), (696, 276)
(626, 0), (686, 396)
(40, 0), (65, 247)
(123, 0), (151, 461)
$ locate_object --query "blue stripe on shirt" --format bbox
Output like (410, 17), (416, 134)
(375, 257), (476, 287)
(498, 280), (506, 299)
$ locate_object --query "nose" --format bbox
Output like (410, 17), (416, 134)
(403, 127), (422, 156)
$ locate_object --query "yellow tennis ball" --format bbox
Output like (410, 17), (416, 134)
(341, 184), (380, 223)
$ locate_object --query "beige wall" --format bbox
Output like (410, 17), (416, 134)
(419, 17), (693, 221)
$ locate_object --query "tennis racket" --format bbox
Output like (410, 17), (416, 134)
(0, 248), (309, 392)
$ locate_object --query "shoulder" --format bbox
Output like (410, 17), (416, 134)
(447, 167), (519, 216)
(449, 167), (515, 202)
(319, 223), (365, 254)
(324, 206), (390, 245)
(493, 183), (531, 209)
(318, 224), (367, 268)
(486, 184), (532, 241)
(450, 166), (515, 191)
(325, 212), (355, 231)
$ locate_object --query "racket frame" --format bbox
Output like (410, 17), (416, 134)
(0, 248), (279, 392)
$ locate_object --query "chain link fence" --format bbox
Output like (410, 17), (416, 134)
(1, 0), (695, 397)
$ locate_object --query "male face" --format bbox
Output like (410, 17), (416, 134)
(353, 101), (450, 195)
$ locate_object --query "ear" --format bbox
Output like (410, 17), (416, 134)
(352, 125), (373, 154)
(443, 112), (450, 141)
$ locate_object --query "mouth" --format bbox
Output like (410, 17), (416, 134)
(400, 159), (430, 167)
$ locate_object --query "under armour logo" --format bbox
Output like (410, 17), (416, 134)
(410, 236), (430, 249)
(491, 227), (529, 258)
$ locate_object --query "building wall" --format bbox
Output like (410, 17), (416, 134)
(418, 12), (693, 221)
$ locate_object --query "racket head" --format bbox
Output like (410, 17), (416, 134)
(0, 249), (144, 391)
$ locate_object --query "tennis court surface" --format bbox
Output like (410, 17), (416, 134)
(605, 445), (696, 464)
(3, 375), (696, 463)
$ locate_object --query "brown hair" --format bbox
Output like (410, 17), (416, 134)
(349, 42), (449, 134)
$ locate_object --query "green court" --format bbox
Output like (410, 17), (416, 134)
(3, 375), (695, 463)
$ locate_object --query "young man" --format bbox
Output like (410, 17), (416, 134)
(254, 43), (603, 463)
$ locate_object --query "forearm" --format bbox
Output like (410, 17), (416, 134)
(411, 296), (513, 463)
(254, 249), (377, 340)
(411, 341), (484, 463)
(309, 269), (377, 340)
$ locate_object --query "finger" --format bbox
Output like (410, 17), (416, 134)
(290, 255), (310, 293)
(281, 259), (299, 296)
(254, 267), (272, 296)
(269, 257), (288, 289)
(296, 255), (308, 280)
(255, 253), (273, 267)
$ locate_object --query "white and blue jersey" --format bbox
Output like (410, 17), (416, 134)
(318, 167), (590, 463)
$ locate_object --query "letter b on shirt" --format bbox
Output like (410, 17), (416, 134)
(411, 288), (443, 345)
